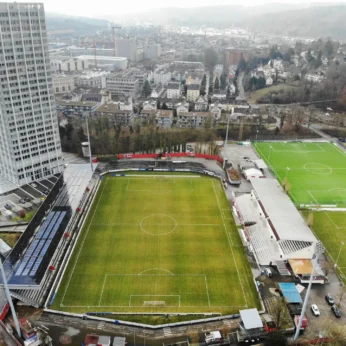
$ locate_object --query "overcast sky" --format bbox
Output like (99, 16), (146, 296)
(42, 0), (346, 17)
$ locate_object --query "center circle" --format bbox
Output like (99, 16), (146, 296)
(304, 163), (332, 175)
(140, 214), (177, 235)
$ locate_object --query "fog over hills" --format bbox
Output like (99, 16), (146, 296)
(46, 3), (346, 40)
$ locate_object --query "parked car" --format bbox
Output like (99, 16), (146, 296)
(331, 304), (341, 318)
(19, 198), (26, 204)
(24, 197), (31, 202)
(311, 304), (320, 316)
(30, 183), (37, 188)
(4, 203), (12, 210)
(325, 293), (335, 305)
(43, 189), (49, 195)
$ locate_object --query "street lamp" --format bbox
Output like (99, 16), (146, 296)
(256, 130), (259, 141)
(335, 241), (344, 268)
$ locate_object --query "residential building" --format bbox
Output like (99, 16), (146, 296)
(140, 109), (173, 128)
(105, 70), (140, 98)
(131, 68), (147, 91)
(74, 71), (109, 88)
(266, 76), (274, 86)
(195, 96), (208, 111)
(81, 89), (112, 105)
(94, 103), (134, 126)
(56, 100), (99, 116)
(154, 65), (171, 86)
(52, 74), (75, 94)
(178, 112), (214, 128)
(144, 44), (162, 60)
(225, 48), (250, 67)
(209, 104), (222, 119)
(115, 38), (137, 61)
(167, 82), (181, 99)
(150, 84), (165, 98)
(176, 102), (190, 115)
(142, 100), (157, 111)
(186, 84), (200, 102)
(0, 2), (63, 185)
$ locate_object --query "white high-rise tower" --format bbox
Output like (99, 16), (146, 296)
(0, 2), (62, 186)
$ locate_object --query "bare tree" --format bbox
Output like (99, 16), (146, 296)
(271, 297), (288, 329)
(336, 285), (346, 308)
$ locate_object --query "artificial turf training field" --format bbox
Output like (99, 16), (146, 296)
(53, 174), (260, 315)
(301, 210), (346, 281)
(253, 142), (346, 207)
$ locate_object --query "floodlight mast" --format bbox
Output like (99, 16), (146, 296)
(0, 260), (21, 337)
(293, 241), (323, 341)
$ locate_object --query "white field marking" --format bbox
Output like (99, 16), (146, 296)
(98, 273), (208, 308)
(126, 180), (129, 191)
(329, 188), (346, 192)
(98, 275), (108, 306)
(323, 211), (346, 229)
(317, 143), (326, 152)
(138, 268), (174, 275)
(222, 209), (233, 220)
(91, 222), (221, 227)
(332, 143), (346, 157)
(61, 305), (245, 309)
(204, 276), (211, 307)
(303, 163), (332, 175)
(308, 191), (319, 205)
(61, 179), (109, 307)
(129, 295), (180, 307)
(139, 214), (177, 235)
(211, 180), (248, 307)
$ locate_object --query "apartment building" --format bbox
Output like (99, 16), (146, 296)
(105, 70), (140, 98)
(167, 82), (180, 99)
(0, 2), (63, 185)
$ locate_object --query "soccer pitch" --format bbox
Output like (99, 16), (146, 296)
(301, 210), (346, 281)
(53, 174), (260, 315)
(253, 142), (346, 207)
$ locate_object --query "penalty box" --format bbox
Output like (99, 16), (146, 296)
(101, 274), (210, 308)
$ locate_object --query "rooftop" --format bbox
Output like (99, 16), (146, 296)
(167, 82), (180, 90)
(240, 309), (263, 330)
(187, 83), (200, 90)
(250, 179), (317, 242)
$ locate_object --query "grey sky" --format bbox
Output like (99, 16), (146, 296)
(42, 0), (346, 17)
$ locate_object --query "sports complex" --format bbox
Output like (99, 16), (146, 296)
(52, 173), (260, 315)
(253, 141), (346, 281)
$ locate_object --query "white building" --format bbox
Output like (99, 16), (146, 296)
(153, 65), (171, 86)
(195, 96), (208, 111)
(0, 2), (63, 186)
(186, 84), (200, 102)
(144, 44), (162, 60)
(115, 38), (137, 61)
(51, 56), (87, 72)
(176, 102), (190, 116)
(266, 76), (274, 86)
(150, 84), (165, 98)
(52, 74), (75, 94)
(74, 71), (110, 88)
(167, 82), (181, 99)
(77, 56), (128, 70)
(105, 70), (140, 98)
(142, 100), (157, 111)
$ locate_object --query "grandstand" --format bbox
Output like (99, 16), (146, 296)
(1, 164), (96, 307)
(106, 159), (212, 173)
(234, 179), (323, 280)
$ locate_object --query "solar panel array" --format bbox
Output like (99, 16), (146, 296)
(14, 211), (67, 277)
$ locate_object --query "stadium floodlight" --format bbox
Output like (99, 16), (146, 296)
(268, 146), (273, 162)
(293, 241), (323, 341)
(224, 107), (233, 146)
(285, 167), (290, 179)
(0, 260), (21, 337)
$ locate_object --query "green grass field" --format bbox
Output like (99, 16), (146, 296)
(301, 210), (346, 281)
(253, 142), (346, 207)
(53, 174), (260, 316)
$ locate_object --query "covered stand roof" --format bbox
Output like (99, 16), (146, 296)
(240, 309), (263, 330)
(250, 179), (317, 242)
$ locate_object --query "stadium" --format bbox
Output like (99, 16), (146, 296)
(0, 155), (260, 322)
